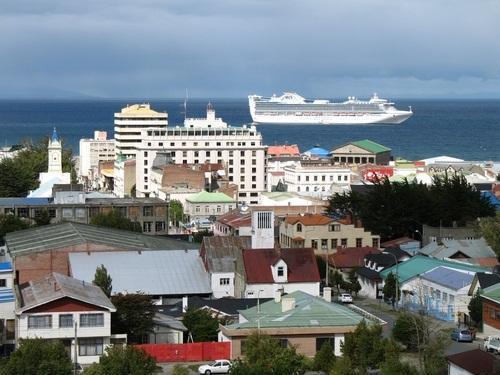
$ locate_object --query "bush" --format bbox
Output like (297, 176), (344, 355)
(83, 345), (157, 375)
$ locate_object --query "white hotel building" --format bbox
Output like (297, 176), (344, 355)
(284, 160), (352, 200)
(78, 131), (115, 188)
(135, 104), (267, 205)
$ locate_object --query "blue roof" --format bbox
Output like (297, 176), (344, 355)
(0, 198), (51, 206)
(0, 262), (12, 271)
(421, 266), (475, 290)
(305, 147), (330, 156)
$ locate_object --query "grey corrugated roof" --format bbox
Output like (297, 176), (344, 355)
(0, 198), (51, 206)
(17, 272), (115, 313)
(69, 250), (211, 296)
(6, 222), (197, 255)
(421, 266), (475, 290)
(201, 236), (251, 274)
(419, 238), (495, 259)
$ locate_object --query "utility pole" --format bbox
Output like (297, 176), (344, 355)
(73, 322), (78, 375)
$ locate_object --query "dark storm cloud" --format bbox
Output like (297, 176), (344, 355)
(0, 0), (499, 98)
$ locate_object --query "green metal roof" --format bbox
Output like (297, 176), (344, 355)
(482, 284), (500, 304)
(380, 255), (487, 284)
(226, 291), (367, 330)
(186, 191), (235, 204)
(351, 139), (391, 154)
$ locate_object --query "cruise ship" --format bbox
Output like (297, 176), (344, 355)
(248, 92), (413, 125)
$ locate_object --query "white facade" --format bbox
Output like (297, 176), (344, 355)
(447, 363), (474, 375)
(245, 282), (320, 299)
(135, 106), (266, 205)
(114, 104), (168, 159)
(251, 210), (274, 249)
(79, 131), (115, 187)
(284, 162), (351, 199)
(17, 310), (113, 365)
(211, 272), (237, 299)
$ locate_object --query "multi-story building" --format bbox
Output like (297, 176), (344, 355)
(15, 272), (118, 365)
(283, 160), (351, 200)
(135, 104), (266, 205)
(79, 131), (115, 189)
(331, 139), (392, 166)
(114, 104), (168, 159)
(113, 156), (136, 198)
(184, 191), (236, 222)
(279, 214), (380, 254)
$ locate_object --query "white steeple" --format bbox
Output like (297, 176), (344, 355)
(48, 127), (62, 173)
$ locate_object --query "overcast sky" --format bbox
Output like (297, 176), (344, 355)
(1, 0), (499, 99)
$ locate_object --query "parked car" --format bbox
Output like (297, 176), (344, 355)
(338, 293), (353, 303)
(198, 359), (231, 374)
(450, 328), (473, 342)
(484, 336), (500, 353)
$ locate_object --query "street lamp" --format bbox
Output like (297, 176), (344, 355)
(165, 193), (171, 235)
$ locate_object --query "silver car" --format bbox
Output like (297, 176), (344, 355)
(451, 328), (473, 342)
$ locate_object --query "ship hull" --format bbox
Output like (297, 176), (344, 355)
(250, 111), (413, 125)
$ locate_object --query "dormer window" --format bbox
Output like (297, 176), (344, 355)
(296, 223), (302, 232)
(277, 266), (284, 277)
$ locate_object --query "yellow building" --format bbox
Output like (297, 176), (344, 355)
(279, 214), (380, 254)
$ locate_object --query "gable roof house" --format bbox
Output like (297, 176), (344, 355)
(5, 222), (197, 284)
(242, 247), (321, 298)
(15, 273), (119, 365)
(220, 290), (384, 358)
(331, 139), (392, 166)
(481, 283), (500, 337)
(446, 349), (500, 375)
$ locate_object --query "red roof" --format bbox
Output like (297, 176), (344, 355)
(446, 349), (500, 374)
(381, 237), (414, 248)
(267, 145), (300, 157)
(329, 247), (381, 269)
(216, 209), (252, 228)
(243, 248), (320, 284)
(285, 214), (333, 226)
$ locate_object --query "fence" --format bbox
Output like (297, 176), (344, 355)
(136, 342), (230, 362)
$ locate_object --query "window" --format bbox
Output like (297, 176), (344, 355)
(143, 221), (152, 233)
(372, 238), (379, 248)
(278, 339), (288, 348)
(321, 239), (328, 249)
(296, 223), (302, 232)
(341, 238), (347, 247)
(277, 266), (284, 277)
(75, 208), (86, 219)
(59, 314), (73, 328)
(17, 207), (29, 218)
(311, 239), (318, 249)
(331, 239), (338, 249)
(155, 221), (165, 232)
(79, 338), (103, 356)
(80, 313), (104, 327)
(356, 238), (363, 247)
(220, 278), (230, 286)
(143, 206), (153, 216)
(316, 337), (335, 352)
(62, 208), (73, 219)
(329, 224), (340, 232)
(0, 279), (6, 287)
(28, 315), (52, 329)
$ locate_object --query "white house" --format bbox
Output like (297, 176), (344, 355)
(0, 262), (15, 351)
(15, 273), (118, 365)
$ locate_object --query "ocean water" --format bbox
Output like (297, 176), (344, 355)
(0, 99), (498, 161)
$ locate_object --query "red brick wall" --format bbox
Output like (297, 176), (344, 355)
(14, 242), (128, 284)
(483, 299), (500, 330)
(25, 297), (107, 313)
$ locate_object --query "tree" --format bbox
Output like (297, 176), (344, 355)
(332, 270), (344, 294)
(182, 308), (220, 342)
(83, 345), (157, 375)
(347, 269), (362, 297)
(312, 341), (336, 373)
(380, 339), (419, 375)
(468, 290), (483, 327)
(192, 230), (213, 243)
(169, 200), (184, 227)
(393, 312), (424, 351)
(0, 338), (72, 375)
(111, 293), (155, 344)
(229, 333), (307, 375)
(0, 214), (30, 245)
(93, 264), (112, 297)
(90, 210), (142, 233)
(422, 331), (448, 375)
(382, 272), (400, 307)
(477, 215), (500, 259)
(33, 208), (52, 226)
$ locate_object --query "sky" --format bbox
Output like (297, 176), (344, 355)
(0, 0), (499, 99)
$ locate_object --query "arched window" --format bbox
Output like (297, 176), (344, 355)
(296, 223), (302, 232)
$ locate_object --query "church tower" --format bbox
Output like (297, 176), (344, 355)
(48, 127), (62, 173)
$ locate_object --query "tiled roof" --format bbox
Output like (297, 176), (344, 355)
(243, 248), (320, 284)
(17, 273), (115, 313)
(226, 291), (368, 330)
(186, 191), (235, 204)
(201, 236), (251, 273)
(267, 145), (300, 157)
(284, 214), (333, 226)
(380, 255), (487, 284)
(351, 140), (391, 154)
(215, 209), (251, 229)
(330, 247), (381, 269)
(446, 349), (500, 375)
(6, 222), (197, 255)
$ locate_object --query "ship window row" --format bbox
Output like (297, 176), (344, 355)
(256, 103), (381, 111)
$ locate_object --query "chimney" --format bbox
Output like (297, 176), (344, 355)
(282, 297), (295, 312)
(274, 289), (282, 303)
(323, 287), (332, 303)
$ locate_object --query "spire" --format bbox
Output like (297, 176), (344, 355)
(207, 101), (214, 112)
(51, 127), (59, 143)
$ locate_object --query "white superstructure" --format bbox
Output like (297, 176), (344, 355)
(135, 104), (267, 205)
(249, 92), (413, 125)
